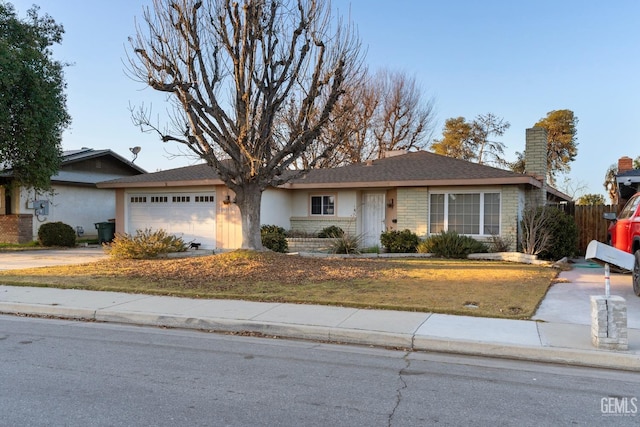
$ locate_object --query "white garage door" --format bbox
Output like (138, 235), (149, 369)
(127, 192), (216, 249)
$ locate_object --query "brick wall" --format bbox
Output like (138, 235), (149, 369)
(396, 188), (429, 237)
(287, 238), (337, 253)
(289, 217), (356, 236)
(525, 127), (548, 206)
(500, 186), (520, 251)
(0, 214), (34, 244)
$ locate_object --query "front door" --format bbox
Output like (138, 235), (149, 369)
(362, 192), (386, 248)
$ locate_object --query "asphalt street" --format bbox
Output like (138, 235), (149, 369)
(2, 315), (639, 426)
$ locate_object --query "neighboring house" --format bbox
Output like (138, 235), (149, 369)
(0, 148), (146, 243)
(614, 156), (640, 202)
(98, 128), (570, 251)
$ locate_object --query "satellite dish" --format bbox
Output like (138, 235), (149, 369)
(129, 146), (141, 163)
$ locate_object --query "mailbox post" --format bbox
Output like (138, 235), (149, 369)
(585, 240), (631, 351)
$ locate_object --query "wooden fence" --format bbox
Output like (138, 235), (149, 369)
(561, 204), (618, 255)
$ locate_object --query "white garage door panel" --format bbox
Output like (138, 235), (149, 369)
(128, 193), (216, 249)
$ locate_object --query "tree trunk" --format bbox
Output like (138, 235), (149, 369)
(235, 182), (265, 250)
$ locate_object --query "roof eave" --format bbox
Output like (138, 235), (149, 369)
(282, 176), (542, 189)
(63, 150), (147, 174)
(97, 178), (226, 189)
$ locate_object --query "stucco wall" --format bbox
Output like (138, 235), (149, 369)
(290, 190), (357, 218)
(289, 189), (358, 236)
(261, 188), (291, 229)
(18, 185), (116, 240)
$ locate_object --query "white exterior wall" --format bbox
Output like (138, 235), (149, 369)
(289, 190), (358, 235)
(290, 190), (358, 218)
(261, 188), (292, 229)
(18, 185), (116, 240)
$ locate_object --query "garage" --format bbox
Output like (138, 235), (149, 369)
(127, 191), (216, 249)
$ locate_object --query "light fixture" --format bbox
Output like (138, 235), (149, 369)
(387, 198), (394, 208)
(223, 195), (232, 205)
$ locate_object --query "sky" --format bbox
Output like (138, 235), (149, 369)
(7, 0), (640, 200)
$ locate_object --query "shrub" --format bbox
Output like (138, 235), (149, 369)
(488, 234), (514, 252)
(418, 231), (488, 258)
(328, 233), (362, 254)
(285, 230), (316, 238)
(380, 229), (419, 253)
(520, 206), (552, 256)
(318, 225), (344, 238)
(106, 228), (187, 259)
(520, 206), (578, 260)
(261, 224), (288, 253)
(537, 207), (578, 260)
(38, 222), (76, 247)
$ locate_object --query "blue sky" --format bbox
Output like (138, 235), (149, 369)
(8, 0), (640, 199)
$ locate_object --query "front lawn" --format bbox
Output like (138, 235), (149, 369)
(0, 250), (559, 319)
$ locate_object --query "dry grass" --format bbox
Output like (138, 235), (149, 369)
(0, 250), (559, 319)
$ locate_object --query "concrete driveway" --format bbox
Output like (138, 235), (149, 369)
(533, 259), (640, 329)
(0, 247), (107, 270)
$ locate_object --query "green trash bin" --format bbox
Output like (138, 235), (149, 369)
(95, 222), (115, 243)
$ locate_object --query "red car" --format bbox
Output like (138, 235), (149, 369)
(605, 192), (640, 295)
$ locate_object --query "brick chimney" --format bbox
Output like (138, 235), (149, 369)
(525, 127), (548, 205)
(618, 156), (633, 173)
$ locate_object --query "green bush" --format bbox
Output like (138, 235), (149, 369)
(38, 222), (76, 247)
(328, 234), (362, 254)
(106, 228), (187, 259)
(536, 207), (578, 261)
(318, 225), (344, 238)
(418, 231), (488, 258)
(380, 229), (419, 253)
(261, 224), (288, 253)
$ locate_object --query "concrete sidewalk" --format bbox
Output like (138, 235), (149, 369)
(0, 249), (639, 370)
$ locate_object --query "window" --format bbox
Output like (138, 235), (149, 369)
(195, 195), (214, 203)
(429, 192), (500, 235)
(172, 196), (191, 203)
(150, 196), (167, 203)
(619, 194), (640, 220)
(130, 196), (147, 203)
(310, 195), (335, 216)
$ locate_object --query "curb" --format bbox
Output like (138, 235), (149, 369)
(2, 302), (639, 372)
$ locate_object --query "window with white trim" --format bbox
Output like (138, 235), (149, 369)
(310, 195), (335, 216)
(429, 192), (500, 235)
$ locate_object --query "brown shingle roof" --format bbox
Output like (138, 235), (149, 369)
(99, 151), (557, 195)
(97, 163), (223, 187)
(288, 151), (524, 186)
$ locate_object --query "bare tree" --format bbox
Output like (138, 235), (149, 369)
(520, 206), (553, 256)
(292, 68), (435, 168)
(473, 113), (509, 166)
(127, 0), (361, 249)
(370, 69), (436, 158)
(286, 73), (375, 169)
(556, 176), (588, 200)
